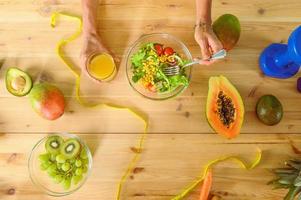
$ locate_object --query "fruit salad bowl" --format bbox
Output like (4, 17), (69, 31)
(28, 133), (93, 196)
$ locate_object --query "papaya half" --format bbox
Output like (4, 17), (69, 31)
(213, 14), (241, 51)
(206, 76), (244, 139)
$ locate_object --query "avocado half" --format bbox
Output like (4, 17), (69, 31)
(6, 67), (33, 97)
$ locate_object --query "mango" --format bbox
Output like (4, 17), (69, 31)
(29, 83), (65, 120)
(213, 14), (241, 51)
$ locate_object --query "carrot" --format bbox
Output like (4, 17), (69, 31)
(199, 169), (213, 200)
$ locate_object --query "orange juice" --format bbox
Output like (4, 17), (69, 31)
(87, 53), (116, 82)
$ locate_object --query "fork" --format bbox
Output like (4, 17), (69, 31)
(162, 49), (227, 76)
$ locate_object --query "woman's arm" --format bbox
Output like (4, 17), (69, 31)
(194, 0), (223, 64)
(196, 0), (212, 24)
(81, 0), (112, 71)
(82, 0), (98, 36)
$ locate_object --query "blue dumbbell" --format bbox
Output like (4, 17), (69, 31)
(259, 26), (301, 79)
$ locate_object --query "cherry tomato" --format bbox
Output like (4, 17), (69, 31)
(154, 44), (163, 56)
(163, 47), (174, 56)
(146, 83), (156, 92)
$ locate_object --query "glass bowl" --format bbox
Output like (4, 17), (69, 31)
(126, 33), (193, 100)
(28, 133), (93, 196)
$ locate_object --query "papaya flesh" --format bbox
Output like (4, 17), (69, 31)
(213, 14), (241, 51)
(206, 76), (244, 139)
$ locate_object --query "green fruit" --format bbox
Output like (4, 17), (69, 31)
(47, 164), (57, 173)
(60, 138), (81, 159)
(45, 135), (64, 154)
(82, 158), (89, 165)
(213, 14), (241, 51)
(5, 67), (33, 97)
(38, 153), (50, 163)
(56, 154), (66, 163)
(256, 95), (283, 126)
(40, 162), (51, 171)
(29, 83), (65, 120)
(80, 149), (88, 159)
(75, 168), (83, 176)
(72, 175), (83, 185)
(62, 178), (71, 190)
(75, 160), (82, 167)
(82, 165), (88, 174)
(50, 154), (56, 162)
(47, 165), (57, 177)
(56, 163), (63, 170)
(54, 175), (64, 184)
(62, 163), (71, 172)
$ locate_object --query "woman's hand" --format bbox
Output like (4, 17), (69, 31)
(81, 0), (117, 75)
(194, 22), (223, 65)
(80, 33), (111, 72)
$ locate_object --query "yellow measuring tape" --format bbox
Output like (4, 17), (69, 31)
(172, 148), (262, 200)
(50, 12), (262, 200)
(50, 12), (148, 200)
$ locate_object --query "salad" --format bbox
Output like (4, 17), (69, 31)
(131, 42), (190, 93)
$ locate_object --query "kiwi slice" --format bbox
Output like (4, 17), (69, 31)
(6, 67), (33, 97)
(60, 138), (81, 159)
(45, 135), (64, 154)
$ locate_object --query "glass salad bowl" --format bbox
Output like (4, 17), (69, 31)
(126, 33), (193, 100)
(28, 133), (93, 196)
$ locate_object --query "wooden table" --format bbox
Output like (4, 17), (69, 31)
(1, 0), (301, 199)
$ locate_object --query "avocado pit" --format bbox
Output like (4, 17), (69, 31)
(11, 76), (26, 91)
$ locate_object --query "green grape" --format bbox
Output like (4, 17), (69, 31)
(54, 174), (64, 184)
(47, 164), (57, 173)
(50, 154), (56, 162)
(80, 149), (87, 159)
(69, 158), (76, 164)
(47, 169), (57, 177)
(56, 163), (63, 170)
(75, 159), (82, 167)
(82, 165), (88, 174)
(72, 175), (83, 185)
(82, 158), (89, 165)
(40, 162), (50, 171)
(75, 168), (83, 176)
(62, 178), (71, 190)
(47, 164), (57, 176)
(56, 154), (66, 164)
(62, 163), (71, 172)
(38, 153), (50, 163)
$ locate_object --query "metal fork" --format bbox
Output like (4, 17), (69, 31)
(162, 49), (227, 76)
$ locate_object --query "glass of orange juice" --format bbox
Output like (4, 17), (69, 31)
(86, 53), (117, 82)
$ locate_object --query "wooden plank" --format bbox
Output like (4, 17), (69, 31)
(0, 133), (299, 200)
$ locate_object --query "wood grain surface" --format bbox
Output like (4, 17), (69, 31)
(0, 0), (301, 199)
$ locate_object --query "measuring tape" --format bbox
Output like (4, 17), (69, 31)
(50, 12), (262, 200)
(50, 12), (148, 200)
(172, 148), (262, 200)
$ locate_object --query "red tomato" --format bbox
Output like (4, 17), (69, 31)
(154, 44), (163, 56)
(163, 47), (174, 56)
(146, 83), (156, 92)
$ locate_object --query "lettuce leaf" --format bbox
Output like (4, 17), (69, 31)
(131, 50), (146, 68)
